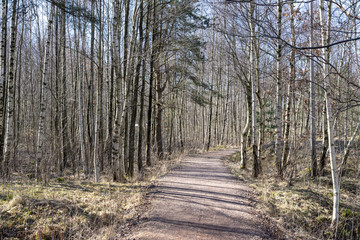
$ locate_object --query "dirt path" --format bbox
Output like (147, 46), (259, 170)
(130, 150), (274, 240)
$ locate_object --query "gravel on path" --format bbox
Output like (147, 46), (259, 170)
(130, 149), (274, 240)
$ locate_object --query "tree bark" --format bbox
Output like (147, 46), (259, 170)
(128, 0), (142, 177)
(138, 0), (150, 171)
(319, 0), (339, 227)
(146, 0), (157, 166)
(282, 0), (296, 173)
(2, 0), (17, 179)
(249, 0), (259, 178)
(310, 0), (317, 178)
(0, 0), (8, 175)
(275, 0), (283, 177)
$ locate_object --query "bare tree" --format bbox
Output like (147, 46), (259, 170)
(2, 0), (17, 178)
(35, 4), (55, 181)
(319, 0), (339, 226)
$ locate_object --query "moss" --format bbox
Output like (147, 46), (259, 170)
(56, 177), (65, 183)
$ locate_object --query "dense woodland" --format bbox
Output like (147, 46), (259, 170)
(0, 0), (360, 238)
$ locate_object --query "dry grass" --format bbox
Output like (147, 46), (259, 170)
(225, 150), (360, 240)
(0, 154), (184, 239)
(0, 179), (148, 239)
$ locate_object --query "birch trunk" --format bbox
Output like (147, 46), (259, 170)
(240, 89), (251, 169)
(61, 3), (70, 174)
(35, 5), (54, 181)
(2, 0), (17, 178)
(319, 0), (339, 227)
(111, 0), (126, 182)
(310, 0), (317, 178)
(78, 19), (87, 175)
(275, 0), (283, 177)
(249, 0), (259, 178)
(128, 0), (142, 177)
(0, 0), (8, 175)
(282, 0), (295, 172)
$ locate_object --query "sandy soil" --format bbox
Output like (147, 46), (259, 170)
(130, 149), (274, 240)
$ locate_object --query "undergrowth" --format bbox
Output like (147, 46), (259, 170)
(0, 154), (183, 239)
(225, 150), (360, 240)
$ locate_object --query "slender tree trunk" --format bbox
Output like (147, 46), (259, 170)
(207, 20), (216, 152)
(61, 3), (70, 174)
(249, 0), (259, 178)
(0, 0), (8, 175)
(221, 63), (230, 145)
(179, 91), (185, 150)
(129, 0), (143, 177)
(319, 101), (328, 175)
(78, 18), (87, 175)
(93, 80), (100, 182)
(206, 82), (213, 151)
(111, 0), (120, 181)
(319, 0), (339, 227)
(122, 0), (131, 173)
(93, 3), (101, 182)
(240, 88), (251, 169)
(275, 0), (283, 177)
(282, 0), (295, 172)
(146, 0), (157, 166)
(35, 4), (54, 181)
(2, 0), (17, 179)
(310, 0), (317, 178)
(111, 0), (126, 182)
(54, 9), (62, 174)
(138, 0), (150, 171)
(255, 38), (263, 167)
(155, 71), (164, 159)
(320, 1), (335, 176)
(14, 14), (24, 170)
(98, 0), (104, 172)
(155, 20), (165, 160)
(88, 0), (96, 176)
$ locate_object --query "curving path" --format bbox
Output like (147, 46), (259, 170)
(130, 149), (274, 240)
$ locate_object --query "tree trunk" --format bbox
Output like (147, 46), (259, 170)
(319, 0), (339, 227)
(0, 0), (8, 175)
(128, 0), (143, 177)
(111, 0), (126, 182)
(240, 88), (251, 169)
(78, 17), (87, 176)
(88, 0), (96, 176)
(319, 101), (328, 175)
(275, 0), (283, 177)
(98, 0), (104, 173)
(61, 3), (71, 174)
(249, 0), (259, 178)
(146, 0), (157, 166)
(310, 0), (317, 178)
(282, 0), (296, 173)
(138, 0), (150, 172)
(35, 4), (54, 181)
(122, 0), (131, 173)
(2, 0), (17, 179)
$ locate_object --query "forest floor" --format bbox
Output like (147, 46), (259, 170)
(129, 149), (277, 240)
(225, 148), (360, 240)
(0, 152), (184, 239)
